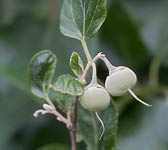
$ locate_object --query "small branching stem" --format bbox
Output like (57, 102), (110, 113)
(45, 95), (71, 125)
(90, 63), (98, 84)
(34, 95), (72, 128)
(100, 56), (116, 75)
(52, 109), (72, 126)
(45, 94), (55, 108)
(79, 52), (105, 80)
(79, 62), (91, 80)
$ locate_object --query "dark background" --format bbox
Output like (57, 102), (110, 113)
(0, 0), (168, 150)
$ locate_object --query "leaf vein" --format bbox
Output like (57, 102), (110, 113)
(71, 0), (83, 39)
(86, 0), (100, 36)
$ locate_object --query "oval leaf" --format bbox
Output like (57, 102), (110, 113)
(28, 50), (57, 98)
(60, 0), (107, 40)
(77, 102), (118, 150)
(53, 74), (84, 96)
(70, 52), (84, 77)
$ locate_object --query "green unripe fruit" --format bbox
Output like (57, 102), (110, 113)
(105, 66), (137, 96)
(80, 85), (111, 111)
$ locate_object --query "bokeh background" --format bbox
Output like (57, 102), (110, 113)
(1, 0), (168, 150)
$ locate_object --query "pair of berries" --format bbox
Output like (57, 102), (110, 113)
(80, 59), (151, 112)
(79, 55), (151, 140)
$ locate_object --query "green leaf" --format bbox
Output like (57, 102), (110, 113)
(53, 74), (84, 96)
(28, 50), (57, 98)
(50, 91), (74, 113)
(37, 143), (70, 150)
(70, 52), (84, 77)
(60, 0), (107, 40)
(77, 102), (118, 150)
(0, 4), (99, 95)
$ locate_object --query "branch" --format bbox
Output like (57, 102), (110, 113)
(69, 51), (105, 150)
(33, 104), (72, 128)
(69, 96), (79, 150)
(80, 52), (105, 80)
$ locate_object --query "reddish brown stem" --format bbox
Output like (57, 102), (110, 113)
(70, 129), (77, 150)
(72, 97), (79, 129)
(69, 96), (79, 150)
(69, 53), (102, 150)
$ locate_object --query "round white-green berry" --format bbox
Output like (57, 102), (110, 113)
(105, 67), (137, 96)
(80, 86), (111, 111)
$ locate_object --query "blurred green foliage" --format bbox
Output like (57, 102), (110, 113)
(1, 0), (168, 150)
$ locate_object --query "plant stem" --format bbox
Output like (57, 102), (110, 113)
(69, 39), (96, 150)
(70, 130), (77, 150)
(90, 63), (98, 85)
(52, 109), (71, 125)
(45, 94), (55, 108)
(79, 52), (105, 81)
(80, 62), (92, 80)
(68, 41), (103, 150)
(44, 95), (71, 125)
(69, 39), (93, 150)
(81, 39), (92, 61)
(72, 97), (79, 129)
(69, 96), (79, 150)
(101, 56), (116, 75)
